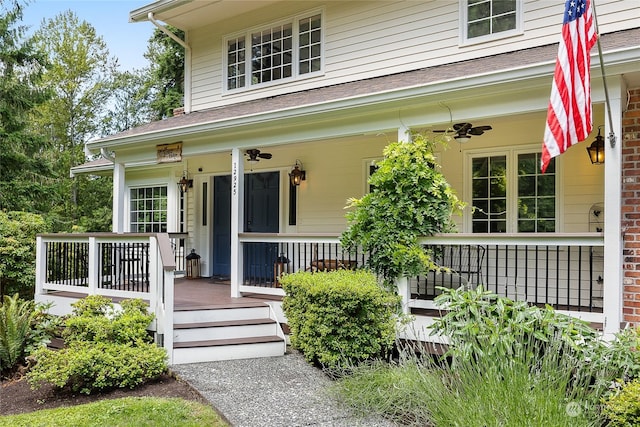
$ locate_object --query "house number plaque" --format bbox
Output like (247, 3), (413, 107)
(156, 143), (182, 163)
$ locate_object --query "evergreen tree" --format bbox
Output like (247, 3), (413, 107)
(0, 0), (54, 213)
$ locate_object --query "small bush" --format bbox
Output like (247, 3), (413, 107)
(602, 379), (640, 426)
(64, 296), (154, 345)
(281, 270), (400, 369)
(431, 286), (601, 365)
(28, 342), (167, 394)
(27, 296), (166, 394)
(594, 326), (640, 383)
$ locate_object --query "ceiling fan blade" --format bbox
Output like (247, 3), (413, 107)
(453, 123), (472, 133)
(432, 129), (449, 133)
(468, 125), (492, 136)
(259, 153), (272, 159)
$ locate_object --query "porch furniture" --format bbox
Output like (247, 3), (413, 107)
(308, 258), (357, 271)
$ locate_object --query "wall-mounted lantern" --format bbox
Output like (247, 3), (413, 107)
(178, 171), (193, 193)
(586, 126), (605, 165)
(289, 160), (306, 186)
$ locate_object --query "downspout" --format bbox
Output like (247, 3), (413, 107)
(147, 12), (191, 114)
(100, 147), (115, 162)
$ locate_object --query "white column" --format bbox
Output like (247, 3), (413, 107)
(230, 148), (244, 298)
(602, 76), (625, 338)
(396, 277), (411, 315)
(398, 124), (411, 143)
(112, 162), (125, 233)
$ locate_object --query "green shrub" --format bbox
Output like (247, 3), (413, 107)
(0, 211), (49, 298)
(281, 270), (400, 369)
(594, 326), (640, 383)
(430, 286), (601, 365)
(64, 296), (154, 345)
(28, 342), (167, 394)
(603, 379), (640, 426)
(27, 296), (165, 394)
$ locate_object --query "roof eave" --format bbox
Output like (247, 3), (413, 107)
(129, 0), (192, 23)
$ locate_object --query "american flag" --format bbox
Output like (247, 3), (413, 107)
(541, 0), (598, 173)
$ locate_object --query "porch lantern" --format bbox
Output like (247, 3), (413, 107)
(586, 127), (605, 165)
(178, 172), (193, 193)
(289, 161), (306, 186)
(185, 249), (201, 279)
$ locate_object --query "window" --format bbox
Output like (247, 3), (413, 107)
(470, 151), (556, 233)
(464, 0), (519, 41)
(225, 13), (322, 91)
(130, 186), (167, 233)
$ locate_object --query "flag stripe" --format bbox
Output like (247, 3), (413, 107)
(541, 0), (597, 173)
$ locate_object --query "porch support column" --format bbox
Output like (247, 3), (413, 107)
(112, 161), (125, 233)
(398, 124), (410, 143)
(603, 76), (625, 338)
(230, 148), (244, 298)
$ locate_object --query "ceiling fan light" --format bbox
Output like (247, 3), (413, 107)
(454, 134), (471, 143)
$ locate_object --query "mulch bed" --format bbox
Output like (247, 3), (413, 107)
(0, 372), (211, 417)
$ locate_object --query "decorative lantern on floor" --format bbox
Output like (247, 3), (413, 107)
(273, 253), (290, 287)
(186, 249), (201, 279)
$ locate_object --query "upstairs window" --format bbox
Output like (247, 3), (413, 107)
(225, 13), (322, 91)
(463, 0), (520, 42)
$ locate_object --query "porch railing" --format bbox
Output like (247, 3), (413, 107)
(239, 233), (367, 290)
(414, 233), (604, 314)
(238, 232), (604, 316)
(35, 233), (177, 363)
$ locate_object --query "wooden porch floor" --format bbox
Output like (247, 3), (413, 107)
(174, 277), (282, 310)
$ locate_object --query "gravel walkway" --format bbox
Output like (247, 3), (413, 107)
(171, 350), (396, 427)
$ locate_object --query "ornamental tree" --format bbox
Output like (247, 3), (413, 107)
(341, 134), (463, 286)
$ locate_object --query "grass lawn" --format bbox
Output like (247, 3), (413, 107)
(0, 396), (228, 427)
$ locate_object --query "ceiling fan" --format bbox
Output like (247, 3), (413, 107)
(433, 122), (492, 142)
(245, 149), (272, 162)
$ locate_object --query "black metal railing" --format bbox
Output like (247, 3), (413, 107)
(242, 240), (367, 287)
(45, 241), (89, 287)
(98, 242), (150, 292)
(412, 238), (604, 313)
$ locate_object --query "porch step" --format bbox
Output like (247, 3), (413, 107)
(172, 336), (285, 364)
(173, 318), (278, 342)
(171, 303), (285, 364)
(173, 303), (271, 324)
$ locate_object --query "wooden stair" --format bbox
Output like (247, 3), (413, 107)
(172, 302), (286, 364)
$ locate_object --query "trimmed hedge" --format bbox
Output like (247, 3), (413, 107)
(281, 270), (400, 369)
(27, 295), (166, 394)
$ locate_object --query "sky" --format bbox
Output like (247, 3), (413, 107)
(22, 0), (156, 71)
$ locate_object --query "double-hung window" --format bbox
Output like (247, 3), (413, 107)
(470, 150), (556, 233)
(226, 12), (322, 91)
(130, 186), (168, 233)
(463, 0), (520, 43)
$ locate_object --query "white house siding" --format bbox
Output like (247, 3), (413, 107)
(186, 0), (638, 112)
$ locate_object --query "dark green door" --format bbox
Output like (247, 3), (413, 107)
(211, 172), (279, 280)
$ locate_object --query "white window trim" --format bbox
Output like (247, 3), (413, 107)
(458, 0), (524, 47)
(463, 144), (562, 233)
(222, 8), (324, 95)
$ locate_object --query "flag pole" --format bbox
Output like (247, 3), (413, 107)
(591, 0), (616, 147)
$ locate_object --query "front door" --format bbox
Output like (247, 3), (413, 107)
(211, 172), (279, 280)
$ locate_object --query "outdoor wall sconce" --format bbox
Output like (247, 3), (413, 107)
(178, 171), (193, 193)
(587, 126), (605, 165)
(289, 160), (306, 186)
